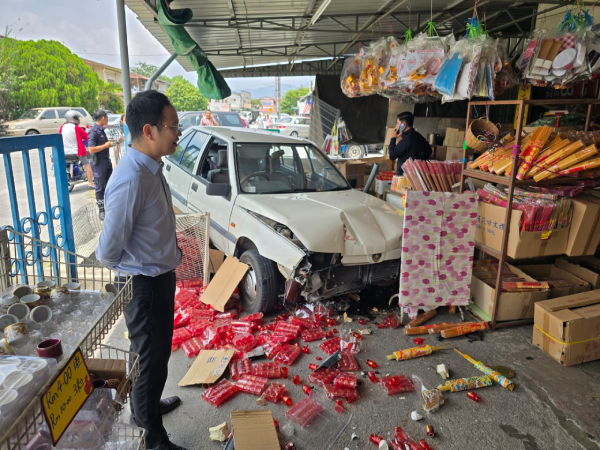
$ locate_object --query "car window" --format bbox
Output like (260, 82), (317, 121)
(216, 113), (242, 127)
(278, 117), (293, 124)
(169, 132), (195, 163)
(181, 131), (209, 172)
(57, 108), (70, 119)
(180, 114), (200, 128)
(197, 137), (227, 180)
(235, 143), (348, 194)
(41, 109), (57, 120)
(73, 108), (88, 117)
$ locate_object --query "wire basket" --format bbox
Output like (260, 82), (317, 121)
(54, 203), (104, 261)
(0, 229), (138, 450)
(175, 213), (210, 284)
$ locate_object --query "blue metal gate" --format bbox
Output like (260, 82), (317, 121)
(0, 134), (76, 283)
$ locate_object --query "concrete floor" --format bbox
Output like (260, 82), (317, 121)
(105, 303), (600, 450)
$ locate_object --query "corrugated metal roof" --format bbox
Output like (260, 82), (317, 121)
(125, 0), (549, 76)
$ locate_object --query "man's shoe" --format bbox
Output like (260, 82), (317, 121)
(147, 439), (187, 450)
(159, 396), (182, 416)
(97, 200), (105, 221)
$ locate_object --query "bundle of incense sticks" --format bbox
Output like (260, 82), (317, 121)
(401, 159), (462, 192)
(515, 125), (554, 179)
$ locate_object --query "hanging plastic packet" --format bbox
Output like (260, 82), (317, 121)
(341, 54), (362, 97)
(412, 375), (445, 413)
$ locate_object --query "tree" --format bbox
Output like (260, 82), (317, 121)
(166, 76), (208, 112)
(0, 30), (24, 121)
(131, 61), (171, 83)
(281, 87), (310, 114)
(0, 38), (98, 118)
(250, 99), (261, 109)
(97, 80), (124, 114)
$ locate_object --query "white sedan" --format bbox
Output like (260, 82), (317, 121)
(162, 127), (403, 313)
(275, 116), (310, 138)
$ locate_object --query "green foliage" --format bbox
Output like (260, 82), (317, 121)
(250, 98), (261, 109)
(166, 75), (208, 112)
(281, 87), (310, 114)
(97, 80), (124, 114)
(0, 30), (24, 120)
(132, 61), (171, 83)
(0, 38), (98, 118)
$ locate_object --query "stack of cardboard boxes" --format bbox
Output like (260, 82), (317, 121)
(334, 157), (395, 192)
(443, 128), (466, 161)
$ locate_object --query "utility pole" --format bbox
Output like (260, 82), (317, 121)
(276, 76), (281, 120)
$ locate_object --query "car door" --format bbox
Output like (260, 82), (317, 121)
(39, 109), (59, 134)
(186, 136), (236, 254)
(163, 131), (196, 213)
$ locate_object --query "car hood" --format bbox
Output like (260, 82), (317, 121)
(4, 118), (32, 126)
(235, 189), (403, 255)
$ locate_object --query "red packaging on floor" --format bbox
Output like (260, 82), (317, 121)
(240, 312), (264, 322)
(230, 321), (253, 334)
(215, 310), (238, 320)
(274, 344), (302, 366)
(236, 374), (269, 396)
(334, 372), (357, 389)
(172, 327), (191, 345)
(288, 316), (313, 329)
(308, 367), (340, 387)
(213, 318), (233, 334)
(300, 327), (326, 342)
(180, 337), (204, 357)
(319, 337), (341, 355)
(324, 384), (358, 402)
(201, 379), (240, 407)
(337, 351), (359, 372)
(252, 361), (282, 378)
(379, 375), (415, 395)
(173, 310), (191, 329)
(229, 358), (252, 381)
(200, 325), (218, 349)
(274, 321), (301, 338)
(263, 340), (283, 359)
(262, 381), (286, 403)
(286, 394), (324, 427)
(270, 332), (296, 344)
(231, 333), (257, 353)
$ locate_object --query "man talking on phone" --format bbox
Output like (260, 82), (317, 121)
(389, 111), (432, 175)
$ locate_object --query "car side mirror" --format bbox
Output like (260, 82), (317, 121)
(206, 182), (230, 197)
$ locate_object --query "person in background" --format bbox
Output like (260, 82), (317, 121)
(96, 90), (184, 450)
(256, 112), (265, 129)
(87, 109), (115, 220)
(200, 110), (218, 126)
(60, 110), (94, 189)
(265, 114), (271, 129)
(389, 111), (432, 175)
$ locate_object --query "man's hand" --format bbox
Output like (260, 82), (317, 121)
(390, 128), (399, 139)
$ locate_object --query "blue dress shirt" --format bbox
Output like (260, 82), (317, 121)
(96, 147), (182, 276)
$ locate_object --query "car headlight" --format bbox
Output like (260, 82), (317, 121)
(14, 125), (23, 129)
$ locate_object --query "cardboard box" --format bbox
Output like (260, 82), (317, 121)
(476, 201), (570, 259)
(209, 249), (225, 276)
(471, 263), (549, 321)
(566, 195), (600, 256)
(517, 264), (590, 298)
(446, 147), (463, 161)
(433, 145), (447, 161)
(443, 128), (465, 148)
(533, 290), (600, 366)
(385, 190), (405, 210)
(202, 256), (248, 311)
(556, 258), (600, 289)
(178, 349), (235, 386)
(231, 410), (279, 450)
(375, 178), (393, 195)
(86, 358), (127, 398)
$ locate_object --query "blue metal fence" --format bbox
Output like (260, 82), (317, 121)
(0, 134), (76, 283)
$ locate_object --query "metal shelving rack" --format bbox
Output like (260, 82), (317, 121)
(460, 98), (600, 330)
(0, 229), (143, 450)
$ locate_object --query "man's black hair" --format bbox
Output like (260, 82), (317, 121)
(397, 111), (414, 127)
(126, 90), (173, 142)
(93, 109), (108, 122)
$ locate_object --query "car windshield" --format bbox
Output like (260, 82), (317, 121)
(235, 143), (349, 194)
(20, 109), (40, 120)
(277, 117), (293, 124)
(216, 113), (243, 127)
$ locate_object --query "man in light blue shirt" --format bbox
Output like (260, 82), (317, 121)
(96, 90), (186, 450)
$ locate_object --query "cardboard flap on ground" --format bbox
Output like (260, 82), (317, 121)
(556, 257), (600, 289)
(178, 349), (235, 386)
(476, 202), (569, 259)
(231, 410), (280, 450)
(471, 263), (549, 321)
(517, 264), (590, 298)
(85, 359), (126, 380)
(202, 256), (248, 312)
(209, 249), (225, 275)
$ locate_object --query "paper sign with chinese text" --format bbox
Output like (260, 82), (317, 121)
(41, 348), (93, 445)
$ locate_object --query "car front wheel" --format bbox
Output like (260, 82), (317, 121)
(239, 249), (279, 313)
(26, 130), (39, 135)
(290, 131), (298, 137)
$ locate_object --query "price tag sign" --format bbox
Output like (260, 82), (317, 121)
(41, 348), (93, 445)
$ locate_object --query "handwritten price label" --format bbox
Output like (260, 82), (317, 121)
(41, 348), (93, 445)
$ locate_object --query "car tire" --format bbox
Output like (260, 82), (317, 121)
(26, 130), (39, 135)
(239, 249), (279, 313)
(346, 143), (365, 159)
(290, 131), (298, 137)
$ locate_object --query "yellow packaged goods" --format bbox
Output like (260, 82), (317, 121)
(533, 290), (600, 366)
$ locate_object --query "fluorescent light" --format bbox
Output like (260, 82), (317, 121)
(310, 0), (333, 26)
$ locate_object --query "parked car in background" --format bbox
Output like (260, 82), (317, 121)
(178, 111), (247, 131)
(277, 116), (310, 138)
(0, 107), (93, 136)
(162, 126), (403, 313)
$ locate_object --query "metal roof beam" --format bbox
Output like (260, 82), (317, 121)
(225, 0), (245, 67)
(487, 4), (564, 32)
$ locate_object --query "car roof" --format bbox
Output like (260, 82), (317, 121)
(188, 126), (311, 144)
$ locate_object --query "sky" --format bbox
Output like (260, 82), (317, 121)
(0, 0), (314, 96)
